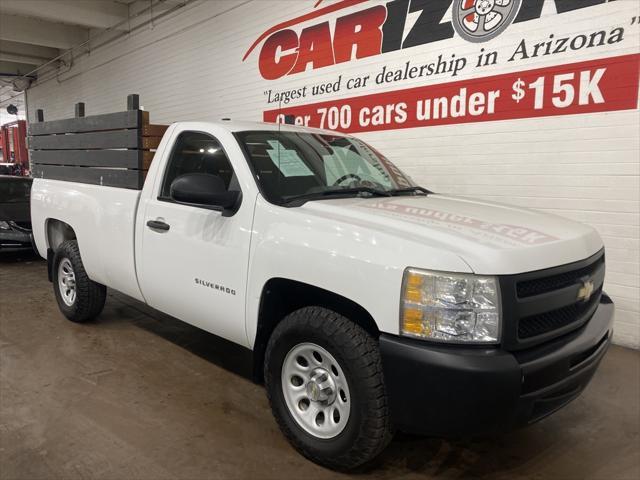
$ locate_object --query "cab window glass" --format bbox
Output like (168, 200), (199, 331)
(160, 131), (239, 199)
(236, 131), (415, 204)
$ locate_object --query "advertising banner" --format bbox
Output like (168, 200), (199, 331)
(264, 54), (639, 132)
(241, 0), (640, 132)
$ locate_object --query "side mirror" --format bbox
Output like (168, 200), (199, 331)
(170, 173), (240, 215)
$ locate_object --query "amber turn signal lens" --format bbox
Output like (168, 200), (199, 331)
(404, 287), (422, 303)
(402, 308), (425, 335)
(406, 272), (424, 288)
(403, 271), (425, 303)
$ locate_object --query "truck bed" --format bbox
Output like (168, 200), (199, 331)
(31, 179), (145, 301)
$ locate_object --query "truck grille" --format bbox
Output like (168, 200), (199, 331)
(499, 250), (605, 350)
(516, 255), (605, 298)
(518, 287), (602, 339)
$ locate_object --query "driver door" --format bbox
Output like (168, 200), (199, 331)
(137, 130), (252, 346)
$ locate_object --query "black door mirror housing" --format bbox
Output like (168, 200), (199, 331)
(170, 173), (241, 216)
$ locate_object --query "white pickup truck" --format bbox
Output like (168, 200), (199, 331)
(31, 119), (613, 470)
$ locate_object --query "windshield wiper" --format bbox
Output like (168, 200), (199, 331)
(284, 187), (392, 206)
(387, 186), (431, 196)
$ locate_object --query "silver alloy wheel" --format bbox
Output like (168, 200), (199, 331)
(281, 343), (351, 439)
(58, 258), (77, 306)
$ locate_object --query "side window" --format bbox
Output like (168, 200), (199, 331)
(160, 131), (239, 199)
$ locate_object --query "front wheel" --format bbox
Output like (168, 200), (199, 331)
(53, 240), (106, 323)
(264, 307), (393, 470)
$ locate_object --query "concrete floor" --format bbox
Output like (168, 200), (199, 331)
(1, 250), (639, 480)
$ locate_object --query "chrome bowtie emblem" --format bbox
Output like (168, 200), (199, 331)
(577, 278), (595, 302)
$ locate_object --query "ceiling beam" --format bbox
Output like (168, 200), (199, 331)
(0, 52), (49, 66)
(0, 15), (88, 50)
(0, 61), (39, 77)
(0, 1), (129, 30)
(0, 40), (59, 66)
(127, 0), (186, 17)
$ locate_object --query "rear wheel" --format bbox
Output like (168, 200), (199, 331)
(53, 240), (106, 323)
(264, 307), (393, 470)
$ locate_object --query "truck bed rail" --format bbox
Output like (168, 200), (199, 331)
(29, 94), (167, 189)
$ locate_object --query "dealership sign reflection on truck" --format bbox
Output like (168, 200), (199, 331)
(242, 0), (640, 132)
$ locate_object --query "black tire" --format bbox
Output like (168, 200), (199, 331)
(53, 240), (106, 323)
(264, 306), (393, 470)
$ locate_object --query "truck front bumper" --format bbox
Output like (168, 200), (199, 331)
(379, 295), (614, 437)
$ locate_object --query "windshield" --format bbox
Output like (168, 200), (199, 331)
(236, 130), (421, 205)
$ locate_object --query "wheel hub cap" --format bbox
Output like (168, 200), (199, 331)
(306, 368), (336, 404)
(58, 258), (76, 306)
(281, 343), (350, 439)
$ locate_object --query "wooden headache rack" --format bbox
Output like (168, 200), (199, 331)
(29, 94), (168, 189)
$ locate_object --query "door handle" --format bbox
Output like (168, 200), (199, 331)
(146, 219), (170, 231)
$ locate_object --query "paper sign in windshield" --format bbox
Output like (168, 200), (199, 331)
(266, 140), (314, 177)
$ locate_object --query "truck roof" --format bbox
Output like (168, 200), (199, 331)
(176, 120), (342, 136)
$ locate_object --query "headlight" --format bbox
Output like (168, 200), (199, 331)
(400, 268), (501, 344)
(0, 221), (10, 230)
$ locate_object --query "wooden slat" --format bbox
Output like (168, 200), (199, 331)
(29, 129), (140, 150)
(141, 136), (162, 150)
(142, 151), (154, 169)
(29, 110), (145, 136)
(28, 105), (156, 189)
(142, 124), (168, 137)
(127, 94), (140, 111)
(31, 149), (149, 169)
(32, 164), (145, 189)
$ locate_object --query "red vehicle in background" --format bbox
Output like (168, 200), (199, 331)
(0, 120), (29, 176)
(0, 120), (33, 249)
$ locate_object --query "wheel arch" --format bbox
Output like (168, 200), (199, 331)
(252, 277), (380, 383)
(45, 219), (77, 281)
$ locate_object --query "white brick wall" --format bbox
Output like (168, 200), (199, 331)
(26, 0), (640, 347)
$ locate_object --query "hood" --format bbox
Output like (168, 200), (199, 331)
(298, 194), (603, 275)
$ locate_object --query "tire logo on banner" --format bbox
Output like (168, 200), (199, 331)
(452, 0), (522, 43)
